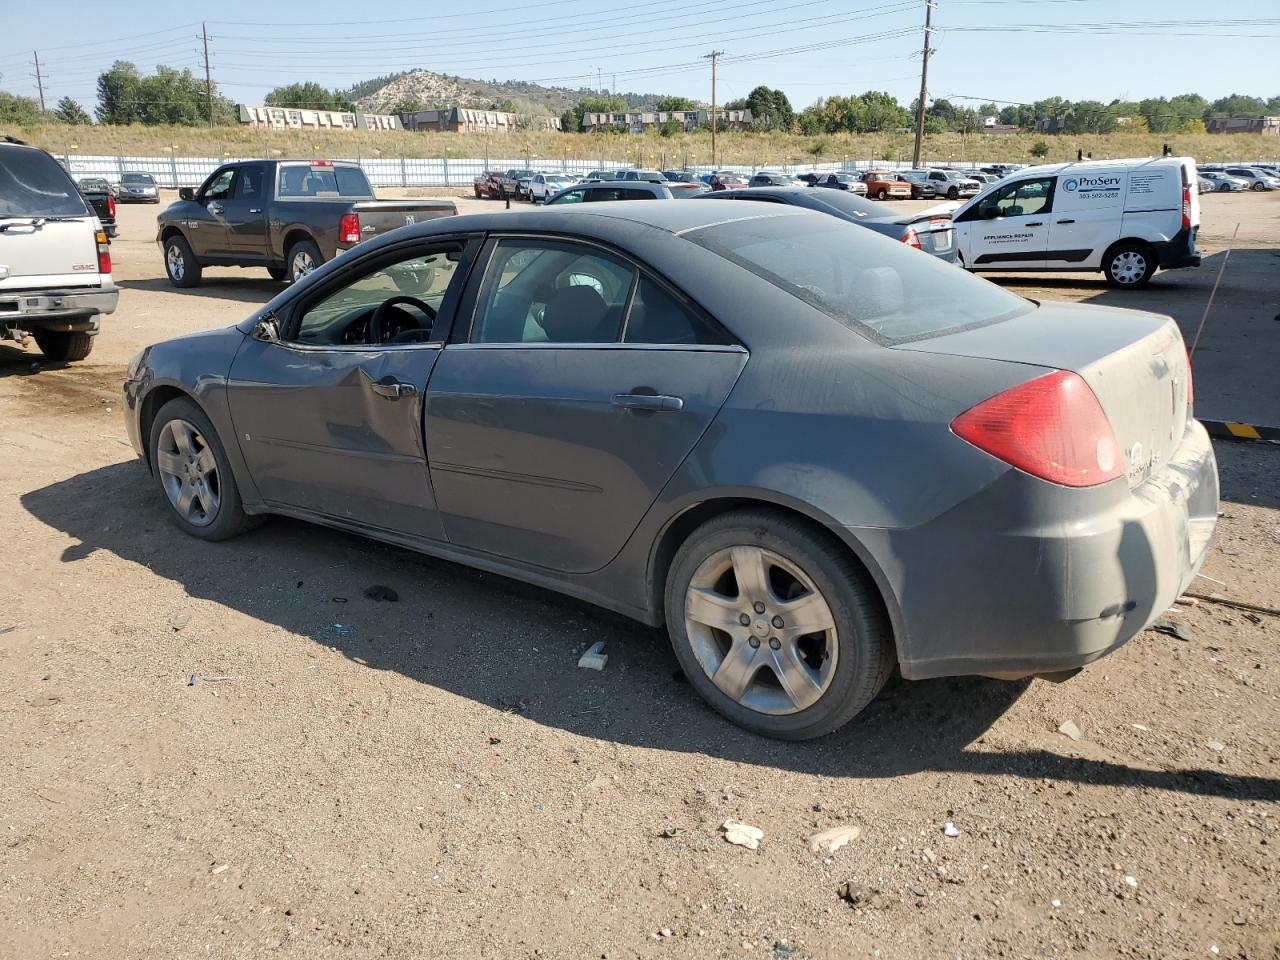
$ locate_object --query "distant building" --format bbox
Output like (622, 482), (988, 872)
(1034, 116), (1067, 135)
(238, 104), (402, 131)
(1207, 116), (1280, 135)
(399, 107), (561, 133)
(580, 109), (752, 134)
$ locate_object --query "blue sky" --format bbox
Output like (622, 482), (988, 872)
(1, 0), (1275, 113)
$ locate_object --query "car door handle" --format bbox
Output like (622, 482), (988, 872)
(249, 208), (262, 214)
(612, 392), (683, 412)
(369, 377), (417, 400)
(1024, 221), (1044, 227)
(1055, 218), (1075, 224)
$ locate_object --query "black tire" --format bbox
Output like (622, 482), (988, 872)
(267, 266), (287, 281)
(474, 185), (483, 198)
(876, 188), (887, 200)
(664, 509), (894, 740)
(163, 234), (202, 288)
(1103, 241), (1157, 289)
(148, 397), (260, 542)
(947, 186), (959, 200)
(1218, 184), (1230, 192)
(1252, 181), (1265, 191)
(286, 238), (324, 283)
(33, 330), (94, 362)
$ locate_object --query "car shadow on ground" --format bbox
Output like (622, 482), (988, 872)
(20, 458), (1279, 801)
(116, 277), (281, 304)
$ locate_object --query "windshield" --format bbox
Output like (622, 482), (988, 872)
(278, 164), (373, 198)
(121, 174), (154, 184)
(0, 147), (89, 218)
(805, 190), (879, 219)
(686, 214), (1032, 344)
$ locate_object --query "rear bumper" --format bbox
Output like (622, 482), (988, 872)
(858, 420), (1219, 681)
(0, 284), (119, 328)
(1154, 226), (1201, 269)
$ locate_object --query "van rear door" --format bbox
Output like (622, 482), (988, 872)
(1119, 160), (1183, 244)
(0, 146), (99, 291)
(1046, 165), (1126, 269)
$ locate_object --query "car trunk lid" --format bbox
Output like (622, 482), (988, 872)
(897, 301), (1189, 488)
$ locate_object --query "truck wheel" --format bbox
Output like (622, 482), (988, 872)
(876, 188), (887, 200)
(34, 330), (94, 362)
(287, 239), (323, 283)
(665, 509), (894, 740)
(164, 235), (202, 288)
(947, 186), (959, 200)
(1103, 242), (1156, 289)
(474, 184), (483, 198)
(267, 266), (287, 281)
(149, 397), (261, 542)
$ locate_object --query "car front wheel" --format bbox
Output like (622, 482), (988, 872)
(164, 235), (202, 288)
(665, 509), (893, 740)
(149, 397), (260, 541)
(876, 188), (887, 200)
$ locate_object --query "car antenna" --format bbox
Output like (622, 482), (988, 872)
(1188, 223), (1239, 359)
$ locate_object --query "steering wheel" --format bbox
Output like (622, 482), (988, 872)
(370, 295), (435, 344)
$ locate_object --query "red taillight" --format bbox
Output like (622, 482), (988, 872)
(106, 195), (116, 218)
(1181, 185), (1191, 231)
(339, 213), (360, 245)
(950, 370), (1124, 487)
(95, 229), (111, 274)
(901, 227), (922, 249)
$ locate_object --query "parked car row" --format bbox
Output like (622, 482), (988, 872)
(1196, 163), (1280, 191)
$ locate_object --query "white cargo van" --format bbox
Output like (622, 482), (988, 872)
(0, 136), (118, 361)
(950, 156), (1200, 288)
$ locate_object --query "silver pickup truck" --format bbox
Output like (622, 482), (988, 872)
(0, 137), (118, 362)
(156, 160), (457, 287)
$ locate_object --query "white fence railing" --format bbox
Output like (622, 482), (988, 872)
(62, 154), (1005, 189)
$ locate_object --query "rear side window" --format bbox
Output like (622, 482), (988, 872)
(623, 276), (723, 345)
(278, 165), (373, 198)
(0, 147), (89, 218)
(687, 214), (1032, 344)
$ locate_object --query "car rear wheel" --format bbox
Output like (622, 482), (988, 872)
(287, 239), (323, 283)
(149, 397), (260, 542)
(1103, 242), (1156, 289)
(33, 330), (94, 362)
(1252, 182), (1266, 191)
(164, 235), (202, 288)
(665, 510), (893, 740)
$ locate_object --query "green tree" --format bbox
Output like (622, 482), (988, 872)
(744, 85), (794, 131)
(1204, 94), (1267, 121)
(53, 96), (92, 124)
(96, 61), (235, 125)
(265, 82), (354, 112)
(568, 95), (628, 130)
(559, 108), (580, 132)
(654, 96), (695, 112)
(96, 61), (143, 124)
(1030, 140), (1050, 158)
(0, 91), (43, 125)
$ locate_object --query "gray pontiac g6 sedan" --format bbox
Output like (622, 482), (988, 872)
(122, 202), (1218, 739)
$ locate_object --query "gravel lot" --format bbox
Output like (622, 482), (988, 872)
(1, 188), (1277, 960)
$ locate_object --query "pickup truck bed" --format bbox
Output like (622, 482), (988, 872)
(156, 159), (456, 287)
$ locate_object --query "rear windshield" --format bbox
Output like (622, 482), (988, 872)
(686, 214), (1032, 344)
(804, 189), (880, 219)
(0, 147), (89, 218)
(278, 164), (373, 199)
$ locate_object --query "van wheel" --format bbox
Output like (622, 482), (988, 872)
(1103, 242), (1156, 289)
(665, 509), (894, 740)
(34, 330), (94, 362)
(164, 235), (202, 288)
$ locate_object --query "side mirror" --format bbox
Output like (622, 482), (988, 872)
(981, 206), (1001, 220)
(179, 187), (195, 201)
(251, 314), (280, 343)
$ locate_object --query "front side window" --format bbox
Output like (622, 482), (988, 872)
(686, 214), (1032, 344)
(977, 177), (1055, 218)
(202, 169), (235, 201)
(470, 240), (636, 344)
(293, 245), (465, 346)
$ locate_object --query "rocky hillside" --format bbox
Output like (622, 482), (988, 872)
(350, 69), (671, 115)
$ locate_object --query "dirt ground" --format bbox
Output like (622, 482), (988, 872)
(1, 190), (1277, 960)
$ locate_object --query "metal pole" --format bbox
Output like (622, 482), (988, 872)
(911, 1), (933, 167)
(704, 50), (724, 168)
(33, 51), (46, 112)
(201, 24), (214, 128)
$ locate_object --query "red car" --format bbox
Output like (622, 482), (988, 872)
(473, 171), (505, 199)
(710, 173), (748, 191)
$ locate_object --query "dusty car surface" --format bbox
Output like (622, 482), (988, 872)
(123, 202), (1218, 739)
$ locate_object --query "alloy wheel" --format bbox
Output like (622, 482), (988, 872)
(291, 250), (316, 281)
(166, 244), (185, 282)
(156, 418), (221, 527)
(684, 545), (838, 715)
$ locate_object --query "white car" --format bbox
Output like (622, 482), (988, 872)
(949, 155), (1201, 289)
(1199, 171), (1249, 192)
(529, 173), (578, 202)
(0, 138), (118, 361)
(1222, 166), (1280, 191)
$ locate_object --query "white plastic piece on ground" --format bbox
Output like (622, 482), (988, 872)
(721, 819), (764, 850)
(1058, 720), (1083, 741)
(808, 824), (861, 854)
(577, 641), (608, 671)
(942, 822), (961, 838)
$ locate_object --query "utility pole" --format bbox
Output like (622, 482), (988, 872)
(911, 0), (934, 167)
(201, 23), (214, 128)
(32, 51), (46, 112)
(703, 50), (724, 168)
